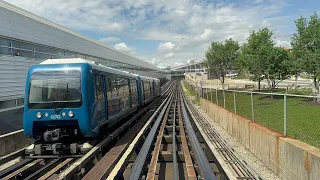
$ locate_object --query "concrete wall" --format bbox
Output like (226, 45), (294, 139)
(200, 98), (320, 180)
(0, 129), (31, 156)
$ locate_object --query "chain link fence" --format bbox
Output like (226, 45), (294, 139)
(187, 81), (320, 148)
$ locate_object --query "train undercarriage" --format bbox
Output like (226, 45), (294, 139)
(25, 127), (95, 156)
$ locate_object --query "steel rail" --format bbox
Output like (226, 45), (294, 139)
(146, 86), (174, 179)
(177, 91), (197, 180)
(180, 86), (216, 180)
(81, 95), (167, 180)
(24, 158), (63, 180)
(2, 159), (42, 180)
(106, 86), (175, 180)
(172, 87), (179, 180)
(40, 158), (74, 180)
(0, 158), (33, 178)
(57, 93), (167, 180)
(127, 87), (175, 180)
(187, 100), (261, 179)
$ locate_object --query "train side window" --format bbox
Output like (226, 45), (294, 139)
(106, 78), (112, 99)
(95, 75), (104, 101)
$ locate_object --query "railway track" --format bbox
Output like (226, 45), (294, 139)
(0, 80), (260, 180)
(82, 80), (222, 179)
(0, 82), (173, 180)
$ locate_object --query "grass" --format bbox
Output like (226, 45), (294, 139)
(203, 90), (320, 148)
(183, 81), (200, 105)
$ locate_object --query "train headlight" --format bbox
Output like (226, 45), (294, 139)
(36, 112), (42, 119)
(62, 112), (66, 117)
(68, 111), (74, 118)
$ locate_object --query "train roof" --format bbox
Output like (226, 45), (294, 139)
(40, 58), (137, 78)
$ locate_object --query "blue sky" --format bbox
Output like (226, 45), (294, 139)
(5, 0), (320, 68)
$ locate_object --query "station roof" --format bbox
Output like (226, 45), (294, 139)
(171, 61), (204, 71)
(0, 1), (161, 72)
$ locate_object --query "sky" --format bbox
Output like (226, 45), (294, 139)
(4, 0), (320, 68)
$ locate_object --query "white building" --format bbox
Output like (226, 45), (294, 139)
(0, 1), (165, 111)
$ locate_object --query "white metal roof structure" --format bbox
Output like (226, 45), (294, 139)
(0, 1), (160, 72)
(40, 58), (137, 78)
(0, 2), (165, 103)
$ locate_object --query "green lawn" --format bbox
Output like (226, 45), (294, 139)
(203, 90), (320, 148)
(183, 81), (200, 105)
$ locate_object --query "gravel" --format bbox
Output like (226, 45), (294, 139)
(194, 105), (282, 180)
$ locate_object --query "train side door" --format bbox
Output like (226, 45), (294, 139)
(94, 75), (106, 124)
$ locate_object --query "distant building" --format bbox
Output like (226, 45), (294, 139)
(171, 61), (207, 78)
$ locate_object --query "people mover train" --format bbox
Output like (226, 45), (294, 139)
(23, 58), (160, 155)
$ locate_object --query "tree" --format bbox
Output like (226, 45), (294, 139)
(287, 51), (302, 89)
(204, 38), (239, 89)
(265, 47), (292, 92)
(240, 28), (274, 90)
(291, 12), (320, 95)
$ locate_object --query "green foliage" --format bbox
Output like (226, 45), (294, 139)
(204, 38), (239, 85)
(239, 28), (293, 91)
(291, 12), (320, 91)
(239, 28), (275, 89)
(266, 47), (292, 90)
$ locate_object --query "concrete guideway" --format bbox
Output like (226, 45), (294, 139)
(0, 84), (172, 179)
(0, 80), (262, 179)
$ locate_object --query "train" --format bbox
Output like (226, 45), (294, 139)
(23, 58), (161, 155)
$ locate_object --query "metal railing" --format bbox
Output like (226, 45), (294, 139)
(185, 81), (320, 148)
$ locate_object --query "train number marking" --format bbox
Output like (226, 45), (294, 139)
(50, 115), (61, 119)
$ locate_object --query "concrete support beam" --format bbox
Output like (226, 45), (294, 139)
(0, 129), (31, 157)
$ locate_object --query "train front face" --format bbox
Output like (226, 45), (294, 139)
(23, 63), (94, 154)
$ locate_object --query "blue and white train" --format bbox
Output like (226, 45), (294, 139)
(23, 58), (160, 155)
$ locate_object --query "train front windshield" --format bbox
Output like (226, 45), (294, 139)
(28, 70), (82, 109)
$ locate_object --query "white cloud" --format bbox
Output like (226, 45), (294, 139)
(157, 42), (176, 53)
(99, 37), (121, 43)
(157, 42), (180, 58)
(275, 40), (292, 48)
(165, 53), (175, 58)
(254, 0), (263, 4)
(115, 42), (133, 53)
(4, 0), (292, 68)
(184, 29), (215, 46)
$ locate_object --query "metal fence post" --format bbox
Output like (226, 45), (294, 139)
(211, 88), (213, 102)
(223, 89), (226, 108)
(251, 92), (255, 122)
(284, 95), (287, 136)
(216, 88), (219, 105)
(202, 87), (204, 98)
(205, 88), (208, 100)
(234, 91), (237, 114)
